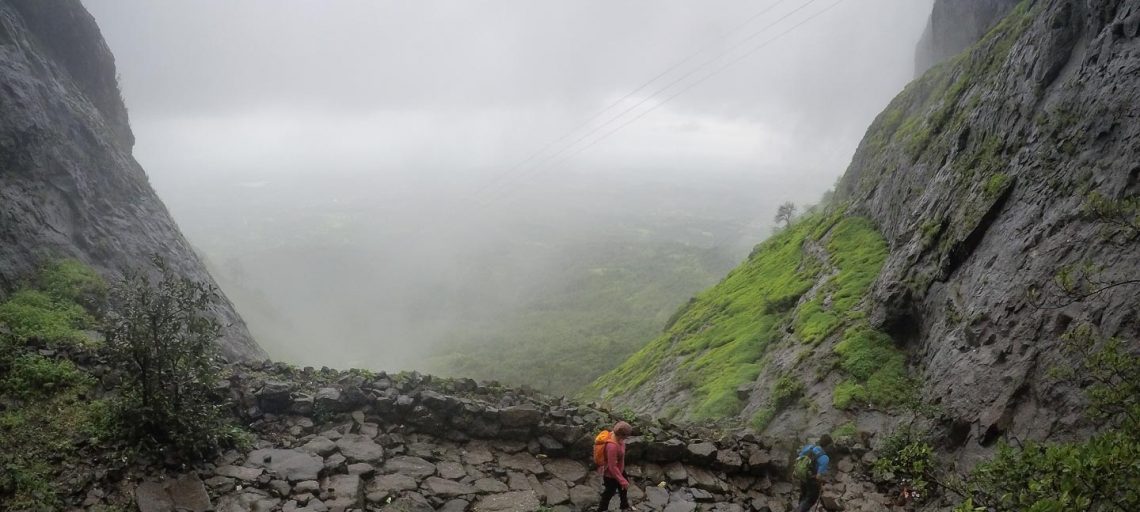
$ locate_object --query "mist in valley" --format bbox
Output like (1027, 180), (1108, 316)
(84, 0), (933, 393)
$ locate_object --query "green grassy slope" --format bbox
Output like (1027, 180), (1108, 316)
(584, 211), (903, 421)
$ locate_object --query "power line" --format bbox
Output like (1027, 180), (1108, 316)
(477, 0), (829, 204)
(495, 0), (847, 193)
(473, 0), (804, 199)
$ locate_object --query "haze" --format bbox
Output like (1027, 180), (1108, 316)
(84, 0), (933, 385)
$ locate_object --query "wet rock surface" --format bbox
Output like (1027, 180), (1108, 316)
(0, 0), (264, 361)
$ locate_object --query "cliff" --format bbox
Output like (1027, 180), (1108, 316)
(0, 0), (263, 360)
(914, 0), (1023, 75)
(590, 0), (1139, 464)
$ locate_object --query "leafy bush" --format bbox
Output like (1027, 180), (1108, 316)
(102, 257), (237, 459)
(874, 426), (935, 497)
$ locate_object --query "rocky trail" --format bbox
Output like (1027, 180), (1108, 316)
(102, 362), (909, 512)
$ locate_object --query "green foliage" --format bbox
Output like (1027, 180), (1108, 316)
(771, 374), (804, 410)
(984, 172), (1011, 198)
(831, 421), (857, 440)
(794, 217), (889, 345)
(832, 324), (913, 409)
(426, 237), (735, 396)
(750, 407), (775, 431)
(0, 290), (92, 346)
(102, 256), (238, 459)
(35, 259), (108, 311)
(832, 380), (862, 409)
(589, 212), (892, 421)
(1, 354), (91, 398)
(0, 261), (113, 509)
(0, 388), (111, 509)
(874, 426), (936, 496)
(589, 213), (829, 418)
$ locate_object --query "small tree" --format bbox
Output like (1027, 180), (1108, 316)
(775, 202), (797, 229)
(103, 256), (230, 458)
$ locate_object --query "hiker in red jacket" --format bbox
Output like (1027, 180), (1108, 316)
(597, 420), (634, 511)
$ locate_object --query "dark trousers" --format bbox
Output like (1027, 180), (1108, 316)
(796, 478), (821, 512)
(598, 476), (629, 511)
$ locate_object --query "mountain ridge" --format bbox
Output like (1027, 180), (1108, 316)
(589, 0), (1140, 465)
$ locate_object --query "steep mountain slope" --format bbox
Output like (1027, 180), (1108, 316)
(914, 0), (1022, 75)
(590, 0), (1139, 460)
(0, 0), (263, 360)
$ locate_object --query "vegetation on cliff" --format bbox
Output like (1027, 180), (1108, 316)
(586, 210), (907, 422)
(0, 260), (247, 508)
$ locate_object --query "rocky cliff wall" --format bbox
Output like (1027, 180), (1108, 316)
(914, 0), (1023, 75)
(0, 0), (264, 360)
(843, 0), (1139, 457)
(591, 0), (1139, 466)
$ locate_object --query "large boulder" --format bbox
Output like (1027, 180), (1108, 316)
(423, 476), (478, 498)
(382, 456), (437, 479)
(255, 380), (293, 414)
(335, 434), (384, 462)
(246, 449), (324, 482)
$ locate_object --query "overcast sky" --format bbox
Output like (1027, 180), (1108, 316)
(85, 0), (933, 196)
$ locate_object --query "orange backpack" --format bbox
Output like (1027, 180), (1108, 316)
(593, 430), (615, 467)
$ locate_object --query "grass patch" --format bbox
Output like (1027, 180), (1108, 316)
(750, 407), (776, 431)
(794, 217), (889, 344)
(771, 374), (804, 410)
(832, 324), (913, 409)
(589, 213), (894, 421)
(0, 387), (113, 509)
(587, 213), (831, 418)
(0, 290), (92, 346)
(832, 421), (857, 440)
(984, 172), (1011, 197)
(1, 354), (92, 398)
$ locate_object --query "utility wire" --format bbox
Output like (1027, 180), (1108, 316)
(476, 0), (827, 204)
(492, 0), (847, 195)
(473, 0), (804, 199)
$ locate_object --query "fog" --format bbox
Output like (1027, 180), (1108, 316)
(84, 0), (933, 383)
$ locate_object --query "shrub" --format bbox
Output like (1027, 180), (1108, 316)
(874, 426), (935, 497)
(102, 256), (235, 459)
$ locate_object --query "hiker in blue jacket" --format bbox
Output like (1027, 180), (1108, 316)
(796, 434), (833, 512)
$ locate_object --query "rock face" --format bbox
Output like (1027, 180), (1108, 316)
(0, 0), (263, 360)
(590, 0), (1140, 463)
(842, 0), (1140, 454)
(914, 0), (1022, 75)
